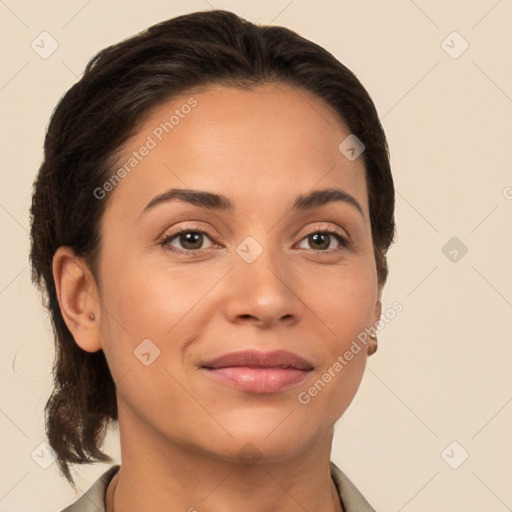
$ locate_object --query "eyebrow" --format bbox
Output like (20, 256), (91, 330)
(140, 187), (363, 217)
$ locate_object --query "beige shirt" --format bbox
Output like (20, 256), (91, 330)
(60, 462), (376, 511)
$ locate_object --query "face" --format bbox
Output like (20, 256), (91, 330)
(94, 83), (381, 463)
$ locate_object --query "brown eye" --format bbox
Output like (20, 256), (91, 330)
(178, 232), (203, 250)
(308, 233), (330, 250)
(297, 230), (347, 251)
(162, 230), (214, 252)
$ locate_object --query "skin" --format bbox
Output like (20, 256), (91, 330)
(53, 83), (381, 512)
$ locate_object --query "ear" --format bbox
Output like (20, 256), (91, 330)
(52, 246), (102, 353)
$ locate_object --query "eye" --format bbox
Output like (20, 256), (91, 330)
(297, 229), (348, 252)
(161, 229), (215, 253)
(159, 225), (349, 255)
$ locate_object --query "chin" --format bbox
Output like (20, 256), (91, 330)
(203, 415), (325, 465)
(206, 433), (315, 468)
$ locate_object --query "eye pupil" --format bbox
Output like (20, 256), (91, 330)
(309, 233), (330, 250)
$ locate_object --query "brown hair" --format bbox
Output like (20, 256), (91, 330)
(29, 9), (395, 486)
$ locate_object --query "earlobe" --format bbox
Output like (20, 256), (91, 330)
(52, 246), (102, 353)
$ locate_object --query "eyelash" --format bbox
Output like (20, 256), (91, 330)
(159, 224), (349, 255)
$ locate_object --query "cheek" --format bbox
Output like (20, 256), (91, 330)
(298, 256), (378, 347)
(97, 252), (222, 371)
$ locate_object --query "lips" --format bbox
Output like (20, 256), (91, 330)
(201, 349), (314, 393)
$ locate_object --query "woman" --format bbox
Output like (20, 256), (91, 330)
(30, 9), (395, 512)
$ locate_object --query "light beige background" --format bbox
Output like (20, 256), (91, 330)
(1, 1), (511, 511)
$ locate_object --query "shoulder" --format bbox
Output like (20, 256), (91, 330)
(330, 461), (377, 512)
(57, 465), (120, 512)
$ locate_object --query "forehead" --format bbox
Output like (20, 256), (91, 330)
(105, 83), (368, 218)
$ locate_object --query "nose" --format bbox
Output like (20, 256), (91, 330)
(223, 244), (302, 329)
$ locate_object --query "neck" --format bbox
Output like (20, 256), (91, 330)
(109, 405), (344, 512)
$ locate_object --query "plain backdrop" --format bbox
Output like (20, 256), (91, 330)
(1, 1), (511, 511)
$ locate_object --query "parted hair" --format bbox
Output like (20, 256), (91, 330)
(29, 9), (395, 486)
